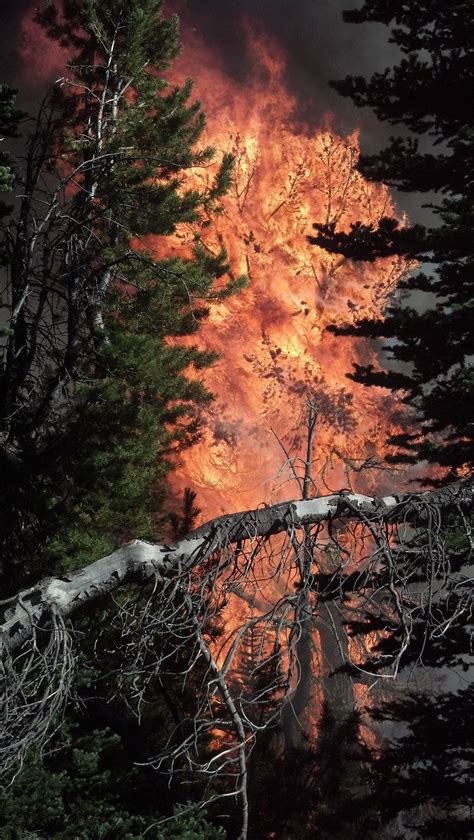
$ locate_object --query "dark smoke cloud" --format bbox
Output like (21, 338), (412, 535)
(3, 0), (397, 145)
(1, 0), (35, 84)
(174, 1), (431, 219)
(173, 0), (400, 151)
(1, 0), (67, 116)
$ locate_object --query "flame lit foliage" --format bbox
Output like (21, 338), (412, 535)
(153, 33), (414, 517)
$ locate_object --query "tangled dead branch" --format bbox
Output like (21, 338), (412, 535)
(0, 477), (472, 838)
(0, 606), (74, 781)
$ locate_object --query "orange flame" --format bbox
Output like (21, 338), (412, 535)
(147, 23), (419, 761)
(147, 29), (411, 519)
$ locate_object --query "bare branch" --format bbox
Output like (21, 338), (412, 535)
(0, 475), (471, 823)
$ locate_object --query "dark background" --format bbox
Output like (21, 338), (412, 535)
(175, 0), (398, 144)
(1, 1), (395, 138)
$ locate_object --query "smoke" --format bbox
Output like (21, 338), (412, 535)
(1, 0), (66, 120)
(172, 0), (400, 150)
(2, 0), (431, 223)
(172, 0), (434, 221)
(5, 1), (398, 148)
(1, 0), (33, 85)
(19, 15), (67, 85)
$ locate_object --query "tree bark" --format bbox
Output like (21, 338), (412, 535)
(1, 477), (472, 653)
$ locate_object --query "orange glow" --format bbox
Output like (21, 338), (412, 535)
(146, 28), (416, 746)
(147, 29), (411, 519)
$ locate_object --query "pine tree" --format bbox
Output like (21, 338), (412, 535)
(310, 0), (474, 476)
(169, 488), (201, 540)
(0, 85), (22, 222)
(0, 725), (227, 838)
(0, 2), (240, 833)
(0, 0), (245, 587)
(309, 5), (474, 836)
(367, 685), (474, 839)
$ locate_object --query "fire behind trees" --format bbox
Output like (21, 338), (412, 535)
(311, 0), (474, 477)
(310, 2), (474, 838)
(0, 473), (472, 838)
(0, 2), (473, 840)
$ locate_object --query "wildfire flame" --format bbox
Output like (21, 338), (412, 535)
(146, 27), (415, 747)
(148, 28), (410, 519)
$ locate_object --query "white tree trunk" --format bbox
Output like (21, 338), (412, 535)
(2, 477), (471, 652)
(0, 476), (472, 827)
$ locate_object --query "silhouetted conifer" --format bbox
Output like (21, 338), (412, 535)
(311, 0), (474, 476)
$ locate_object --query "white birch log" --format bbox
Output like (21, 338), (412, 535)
(1, 477), (472, 653)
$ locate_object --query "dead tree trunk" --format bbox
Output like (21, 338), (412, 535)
(0, 477), (472, 838)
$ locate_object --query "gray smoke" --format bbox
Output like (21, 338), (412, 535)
(1, 0), (34, 81)
(177, 0), (434, 220)
(177, 1), (399, 148)
(1, 0), (432, 221)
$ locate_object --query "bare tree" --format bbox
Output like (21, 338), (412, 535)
(0, 475), (471, 838)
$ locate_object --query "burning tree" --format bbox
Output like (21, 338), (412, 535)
(162, 48), (412, 518)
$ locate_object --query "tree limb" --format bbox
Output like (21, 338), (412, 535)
(2, 477), (472, 652)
